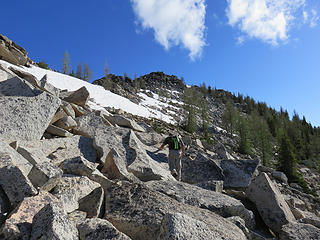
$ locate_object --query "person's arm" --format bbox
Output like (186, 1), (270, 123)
(159, 143), (166, 150)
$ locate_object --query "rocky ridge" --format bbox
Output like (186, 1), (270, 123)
(0, 35), (319, 240)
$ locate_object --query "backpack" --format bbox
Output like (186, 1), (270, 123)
(167, 136), (181, 150)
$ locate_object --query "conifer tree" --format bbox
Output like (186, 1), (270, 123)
(83, 63), (92, 82)
(76, 64), (82, 79)
(237, 117), (251, 155)
(222, 101), (238, 136)
(186, 106), (197, 133)
(62, 51), (71, 74)
(277, 133), (297, 180)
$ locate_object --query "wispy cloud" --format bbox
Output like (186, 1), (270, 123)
(310, 9), (319, 27)
(131, 0), (206, 60)
(226, 0), (306, 45)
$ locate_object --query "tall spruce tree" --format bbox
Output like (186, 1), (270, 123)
(62, 51), (71, 74)
(83, 63), (92, 82)
(237, 116), (251, 155)
(76, 64), (82, 79)
(222, 101), (238, 137)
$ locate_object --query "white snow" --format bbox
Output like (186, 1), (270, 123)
(0, 60), (179, 124)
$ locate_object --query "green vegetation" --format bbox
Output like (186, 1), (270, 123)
(37, 61), (49, 69)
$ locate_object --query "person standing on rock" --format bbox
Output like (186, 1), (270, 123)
(159, 133), (185, 181)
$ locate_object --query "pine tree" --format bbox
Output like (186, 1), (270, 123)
(83, 63), (92, 82)
(277, 133), (297, 181)
(186, 106), (197, 133)
(69, 70), (75, 77)
(62, 51), (71, 74)
(201, 97), (209, 140)
(222, 101), (238, 136)
(76, 64), (82, 79)
(238, 117), (251, 155)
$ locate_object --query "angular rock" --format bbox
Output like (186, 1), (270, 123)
(0, 187), (10, 227)
(215, 142), (234, 159)
(61, 101), (76, 118)
(181, 153), (224, 184)
(0, 140), (33, 175)
(217, 158), (260, 189)
(28, 161), (63, 190)
(74, 112), (111, 138)
(89, 170), (115, 191)
(105, 181), (247, 240)
(53, 116), (77, 130)
(0, 153), (37, 207)
(52, 176), (103, 217)
(145, 180), (255, 229)
(279, 222), (320, 240)
(195, 180), (224, 192)
(246, 172), (295, 233)
(38, 74), (60, 96)
(46, 124), (73, 137)
(30, 203), (78, 240)
(0, 92), (61, 141)
(135, 131), (163, 146)
(18, 135), (96, 166)
(59, 156), (96, 177)
(157, 212), (217, 240)
(49, 107), (68, 125)
(106, 115), (145, 132)
(0, 64), (40, 97)
(0, 191), (60, 240)
(226, 216), (251, 240)
(68, 210), (87, 226)
(77, 218), (132, 240)
(127, 131), (175, 181)
(272, 171), (288, 184)
(70, 103), (87, 117)
(62, 86), (89, 107)
(299, 213), (320, 229)
(195, 139), (204, 148)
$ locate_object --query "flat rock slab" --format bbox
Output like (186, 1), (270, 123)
(17, 135), (97, 166)
(31, 203), (78, 240)
(181, 153), (224, 184)
(77, 218), (132, 240)
(0, 92), (61, 141)
(279, 222), (320, 240)
(158, 212), (219, 240)
(217, 159), (260, 189)
(246, 172), (295, 233)
(145, 180), (255, 229)
(62, 86), (89, 107)
(52, 176), (103, 217)
(105, 181), (247, 240)
(106, 115), (145, 132)
(0, 191), (60, 240)
(0, 153), (37, 207)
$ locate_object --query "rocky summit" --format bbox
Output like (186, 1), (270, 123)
(0, 35), (319, 240)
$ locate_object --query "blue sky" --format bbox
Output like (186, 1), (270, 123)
(1, 0), (320, 126)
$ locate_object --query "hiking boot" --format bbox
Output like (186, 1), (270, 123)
(171, 169), (178, 178)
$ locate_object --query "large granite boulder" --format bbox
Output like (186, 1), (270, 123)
(0, 34), (30, 66)
(104, 181), (247, 240)
(17, 135), (97, 166)
(145, 180), (255, 229)
(181, 153), (224, 184)
(77, 218), (132, 240)
(217, 158), (260, 189)
(59, 156), (96, 177)
(52, 176), (103, 217)
(0, 153), (37, 207)
(62, 86), (89, 107)
(127, 131), (175, 181)
(157, 212), (220, 240)
(30, 203), (78, 240)
(0, 64), (41, 97)
(246, 172), (295, 233)
(106, 115), (145, 132)
(0, 191), (60, 240)
(0, 92), (61, 141)
(279, 222), (320, 240)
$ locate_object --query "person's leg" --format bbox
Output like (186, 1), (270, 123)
(168, 150), (176, 173)
(175, 151), (182, 181)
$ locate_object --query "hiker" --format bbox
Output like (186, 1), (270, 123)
(159, 133), (185, 181)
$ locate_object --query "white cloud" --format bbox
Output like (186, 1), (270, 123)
(310, 9), (319, 27)
(303, 11), (309, 23)
(237, 36), (245, 45)
(226, 0), (306, 45)
(131, 0), (206, 60)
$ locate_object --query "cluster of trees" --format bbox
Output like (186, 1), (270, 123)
(182, 84), (319, 195)
(62, 51), (92, 81)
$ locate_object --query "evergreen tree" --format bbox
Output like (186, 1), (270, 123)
(186, 106), (197, 133)
(69, 69), (75, 77)
(83, 63), (92, 82)
(222, 101), (238, 136)
(201, 97), (209, 140)
(237, 117), (251, 155)
(62, 51), (71, 74)
(76, 64), (82, 79)
(37, 61), (49, 69)
(277, 133), (297, 181)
